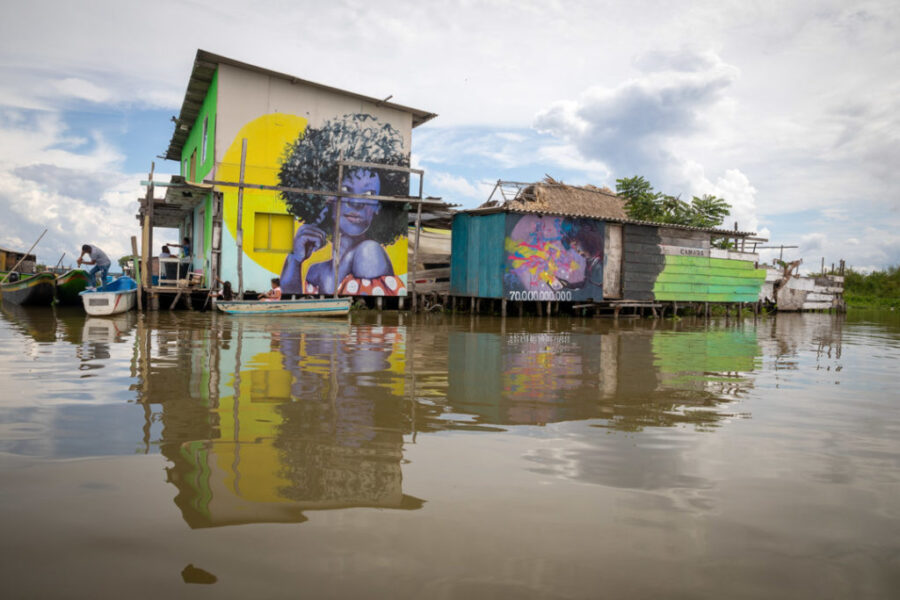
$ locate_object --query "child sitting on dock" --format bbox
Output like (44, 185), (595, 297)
(259, 278), (282, 302)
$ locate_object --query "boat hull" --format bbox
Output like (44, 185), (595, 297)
(55, 269), (90, 305)
(0, 273), (56, 306)
(216, 297), (351, 316)
(79, 276), (138, 316)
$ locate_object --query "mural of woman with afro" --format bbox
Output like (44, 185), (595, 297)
(279, 113), (410, 296)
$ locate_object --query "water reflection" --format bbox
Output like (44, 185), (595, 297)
(444, 323), (760, 431)
(151, 317), (422, 528)
(1, 302), (59, 343)
(0, 308), (771, 526)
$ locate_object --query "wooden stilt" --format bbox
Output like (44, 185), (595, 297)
(376, 296), (383, 311)
(501, 298), (507, 317)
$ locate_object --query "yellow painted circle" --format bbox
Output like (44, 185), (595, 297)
(220, 113), (309, 274)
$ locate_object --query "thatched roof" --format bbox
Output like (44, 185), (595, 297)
(478, 176), (628, 220)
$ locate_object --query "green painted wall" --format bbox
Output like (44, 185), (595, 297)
(653, 255), (766, 302)
(181, 69), (218, 181)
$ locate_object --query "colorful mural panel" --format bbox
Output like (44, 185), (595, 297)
(279, 114), (409, 297)
(218, 113), (409, 296)
(503, 214), (604, 302)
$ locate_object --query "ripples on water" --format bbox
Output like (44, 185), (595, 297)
(1, 303), (898, 598)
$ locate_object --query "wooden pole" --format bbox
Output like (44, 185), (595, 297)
(236, 139), (247, 297)
(411, 200), (423, 314)
(140, 162), (154, 294)
(55, 253), (66, 269)
(1, 229), (47, 283)
(332, 159), (344, 298)
(410, 171), (425, 313)
(131, 236), (142, 311)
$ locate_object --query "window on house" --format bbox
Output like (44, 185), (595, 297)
(254, 213), (295, 253)
(200, 116), (208, 163)
(182, 159), (187, 177)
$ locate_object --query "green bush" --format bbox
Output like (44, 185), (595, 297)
(843, 266), (900, 308)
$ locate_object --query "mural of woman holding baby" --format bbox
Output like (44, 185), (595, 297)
(279, 114), (409, 297)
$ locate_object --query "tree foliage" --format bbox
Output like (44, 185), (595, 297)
(615, 175), (731, 229)
(843, 266), (900, 308)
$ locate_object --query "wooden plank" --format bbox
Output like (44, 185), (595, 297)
(414, 281), (451, 293)
(806, 292), (836, 302)
(624, 253), (665, 266)
(623, 271), (659, 283)
(414, 267), (450, 280)
(411, 252), (451, 265)
(603, 223), (623, 299)
(802, 301), (834, 310)
(625, 241), (663, 256)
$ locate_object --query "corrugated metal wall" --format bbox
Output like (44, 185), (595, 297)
(450, 213), (507, 298)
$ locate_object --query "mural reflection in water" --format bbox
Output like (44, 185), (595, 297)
(134, 314), (769, 527)
(445, 322), (761, 431)
(148, 317), (422, 529)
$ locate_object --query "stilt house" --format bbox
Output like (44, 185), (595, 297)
(451, 180), (767, 308)
(138, 49), (437, 302)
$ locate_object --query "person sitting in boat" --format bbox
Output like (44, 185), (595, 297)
(210, 278), (234, 301)
(77, 244), (111, 288)
(258, 278), (282, 302)
(160, 245), (172, 259)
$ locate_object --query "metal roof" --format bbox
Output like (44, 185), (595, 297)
(164, 50), (438, 161)
(462, 205), (764, 239)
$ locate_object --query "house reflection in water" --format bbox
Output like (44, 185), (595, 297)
(445, 322), (761, 431)
(139, 317), (422, 529)
(136, 313), (765, 527)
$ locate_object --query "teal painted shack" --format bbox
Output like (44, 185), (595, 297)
(451, 179), (768, 305)
(451, 180), (624, 302)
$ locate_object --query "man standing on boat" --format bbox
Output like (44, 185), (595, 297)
(77, 244), (111, 288)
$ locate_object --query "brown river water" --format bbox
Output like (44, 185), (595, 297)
(1, 304), (898, 598)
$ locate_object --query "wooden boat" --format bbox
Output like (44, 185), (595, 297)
(0, 272), (56, 306)
(55, 269), (90, 305)
(216, 296), (352, 316)
(79, 276), (137, 316)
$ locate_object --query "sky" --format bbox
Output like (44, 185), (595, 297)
(1, 0), (898, 273)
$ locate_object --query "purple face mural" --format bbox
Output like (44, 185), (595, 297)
(503, 214), (604, 302)
(277, 114), (409, 298)
(339, 169), (381, 238)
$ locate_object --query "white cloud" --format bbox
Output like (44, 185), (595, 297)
(426, 171), (493, 207)
(53, 78), (113, 103)
(533, 51), (739, 184)
(0, 111), (140, 266)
